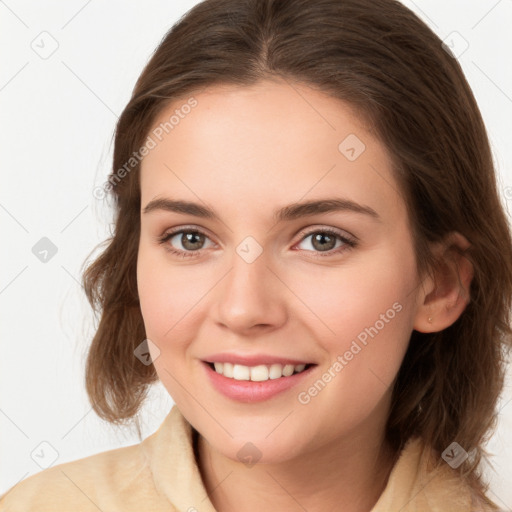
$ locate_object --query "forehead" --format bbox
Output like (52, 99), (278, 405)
(139, 80), (404, 225)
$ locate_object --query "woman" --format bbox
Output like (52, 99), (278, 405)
(2, 0), (511, 510)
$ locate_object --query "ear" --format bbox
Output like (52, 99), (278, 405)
(413, 232), (474, 333)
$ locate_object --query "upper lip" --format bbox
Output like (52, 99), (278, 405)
(203, 353), (315, 366)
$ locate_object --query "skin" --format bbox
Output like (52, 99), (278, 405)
(137, 79), (473, 512)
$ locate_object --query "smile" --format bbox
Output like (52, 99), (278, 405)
(202, 360), (317, 402)
(208, 362), (311, 381)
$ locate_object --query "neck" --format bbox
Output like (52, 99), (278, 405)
(196, 423), (398, 512)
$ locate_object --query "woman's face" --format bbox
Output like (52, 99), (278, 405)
(137, 79), (424, 463)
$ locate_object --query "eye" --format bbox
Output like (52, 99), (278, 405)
(294, 227), (357, 258)
(157, 226), (357, 259)
(157, 228), (215, 258)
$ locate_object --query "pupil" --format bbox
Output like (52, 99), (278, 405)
(183, 232), (203, 250)
(313, 233), (335, 251)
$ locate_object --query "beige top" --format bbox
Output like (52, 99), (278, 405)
(0, 406), (497, 511)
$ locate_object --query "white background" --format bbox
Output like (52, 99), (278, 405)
(1, 0), (511, 508)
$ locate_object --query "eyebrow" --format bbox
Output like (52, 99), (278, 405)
(143, 197), (380, 223)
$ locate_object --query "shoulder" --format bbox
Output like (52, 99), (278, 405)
(0, 408), (191, 512)
(374, 437), (500, 512)
(0, 440), (163, 511)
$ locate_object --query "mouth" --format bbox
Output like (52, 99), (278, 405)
(202, 359), (317, 402)
(205, 361), (315, 381)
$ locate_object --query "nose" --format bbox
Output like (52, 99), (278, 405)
(212, 247), (288, 335)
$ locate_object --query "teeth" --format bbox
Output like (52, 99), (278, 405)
(282, 364), (294, 377)
(210, 362), (308, 381)
(223, 362), (233, 378)
(250, 365), (269, 382)
(269, 364), (283, 380)
(233, 364), (250, 380)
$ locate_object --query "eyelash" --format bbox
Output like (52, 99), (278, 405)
(157, 226), (358, 259)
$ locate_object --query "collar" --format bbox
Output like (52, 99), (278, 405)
(141, 406), (477, 511)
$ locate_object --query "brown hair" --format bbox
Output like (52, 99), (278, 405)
(82, 0), (512, 506)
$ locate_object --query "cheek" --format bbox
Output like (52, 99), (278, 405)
(295, 252), (413, 333)
(136, 247), (202, 405)
(136, 244), (214, 355)
(291, 248), (416, 385)
(289, 271), (414, 436)
(137, 243), (183, 327)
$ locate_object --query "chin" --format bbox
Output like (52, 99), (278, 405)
(218, 437), (304, 466)
(199, 418), (310, 463)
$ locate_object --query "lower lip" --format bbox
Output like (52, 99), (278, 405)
(202, 362), (316, 403)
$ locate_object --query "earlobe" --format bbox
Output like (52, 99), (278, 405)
(413, 232), (474, 333)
